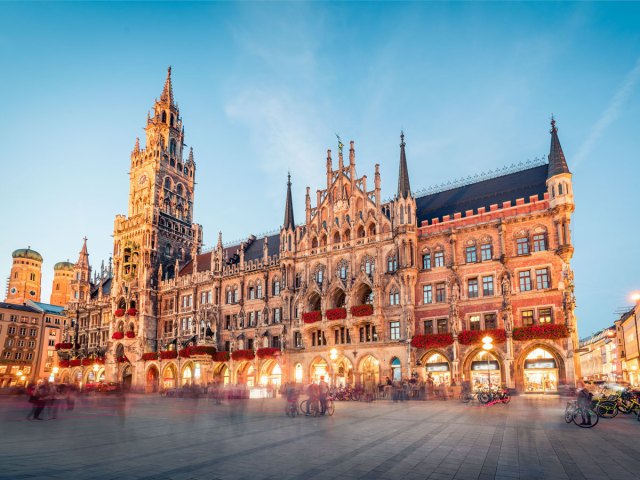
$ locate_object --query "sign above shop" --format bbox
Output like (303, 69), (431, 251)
(471, 360), (499, 371)
(426, 362), (449, 372)
(524, 360), (556, 369)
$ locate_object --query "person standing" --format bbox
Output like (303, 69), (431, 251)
(319, 376), (329, 415)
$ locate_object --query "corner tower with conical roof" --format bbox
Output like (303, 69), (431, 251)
(545, 118), (574, 261)
(5, 247), (43, 304)
(50, 261), (74, 306)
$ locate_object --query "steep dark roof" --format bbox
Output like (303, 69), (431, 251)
(0, 302), (40, 313)
(89, 277), (112, 300)
(397, 132), (411, 199)
(179, 234), (281, 276)
(548, 119), (570, 177)
(416, 164), (548, 224)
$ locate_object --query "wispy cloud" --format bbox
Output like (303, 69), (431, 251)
(574, 55), (640, 167)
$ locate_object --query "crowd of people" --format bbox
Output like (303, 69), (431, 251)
(25, 381), (78, 420)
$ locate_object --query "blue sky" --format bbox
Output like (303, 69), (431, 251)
(0, 2), (638, 336)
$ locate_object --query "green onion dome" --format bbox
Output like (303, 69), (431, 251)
(12, 248), (43, 262)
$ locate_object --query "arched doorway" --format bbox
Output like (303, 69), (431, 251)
(468, 350), (501, 389)
(260, 361), (282, 387)
(162, 363), (177, 389)
(146, 365), (159, 393)
(121, 365), (132, 391)
(522, 347), (561, 393)
(359, 355), (380, 385)
(236, 362), (255, 386)
(333, 357), (354, 387)
(181, 363), (193, 386)
(390, 357), (402, 382)
(309, 357), (329, 383)
(213, 363), (230, 385)
(421, 352), (451, 386)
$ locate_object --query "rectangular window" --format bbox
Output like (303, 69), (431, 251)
(467, 278), (479, 298)
(8, 327), (16, 335)
(516, 237), (530, 255)
(536, 268), (550, 290)
(519, 271), (532, 292)
(271, 336), (281, 349)
(390, 321), (401, 341)
(538, 308), (553, 324)
(389, 291), (400, 306)
(434, 251), (445, 268)
(15, 352), (22, 360)
(247, 338), (254, 350)
(274, 308), (281, 323)
(522, 310), (535, 327)
(29, 341), (36, 348)
(294, 332), (303, 348)
(465, 246), (477, 263)
(224, 341), (231, 352)
(484, 313), (497, 330)
(3, 352), (10, 359)
(249, 287), (255, 300)
(422, 254), (431, 270)
(424, 320), (433, 334)
(469, 315), (481, 331)
(19, 327), (26, 336)
(17, 340), (25, 347)
(26, 353), (33, 360)
(482, 276), (494, 296)
(423, 285), (432, 304)
(533, 233), (547, 252)
(437, 318), (448, 334)
(435, 283), (446, 303)
(481, 243), (492, 261)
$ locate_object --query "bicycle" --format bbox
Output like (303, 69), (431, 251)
(565, 399), (599, 428)
(592, 396), (618, 418)
(459, 391), (476, 403)
(285, 398), (298, 417)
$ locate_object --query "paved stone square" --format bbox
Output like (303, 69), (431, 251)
(1, 394), (640, 480)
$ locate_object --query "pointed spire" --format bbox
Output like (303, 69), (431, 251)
(76, 237), (90, 270)
(283, 172), (295, 230)
(160, 66), (174, 105)
(397, 131), (412, 198)
(548, 116), (570, 177)
(134, 137), (140, 153)
(217, 231), (223, 249)
(187, 147), (194, 164)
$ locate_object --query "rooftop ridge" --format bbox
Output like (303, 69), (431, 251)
(383, 156), (547, 203)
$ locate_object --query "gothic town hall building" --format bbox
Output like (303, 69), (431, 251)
(52, 68), (578, 393)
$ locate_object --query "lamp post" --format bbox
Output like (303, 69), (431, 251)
(329, 348), (338, 387)
(482, 336), (493, 389)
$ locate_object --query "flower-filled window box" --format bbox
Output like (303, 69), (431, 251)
(81, 358), (93, 366)
(55, 342), (72, 350)
(160, 350), (178, 360)
(302, 311), (321, 323)
(457, 329), (507, 345)
(178, 348), (191, 358)
(231, 349), (255, 361)
(117, 355), (129, 363)
(125, 331), (135, 339)
(112, 331), (124, 340)
(58, 360), (70, 368)
(213, 351), (230, 362)
(256, 347), (280, 359)
(114, 309), (125, 317)
(326, 308), (347, 320)
(126, 308), (138, 316)
(410, 333), (454, 349)
(142, 352), (158, 361)
(351, 304), (374, 317)
(69, 359), (81, 367)
(513, 324), (569, 341)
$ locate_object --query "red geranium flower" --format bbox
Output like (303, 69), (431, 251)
(112, 331), (124, 340)
(114, 309), (125, 317)
(256, 347), (280, 358)
(125, 331), (135, 339)
(513, 324), (569, 341)
(302, 311), (321, 323)
(231, 349), (255, 361)
(326, 308), (347, 320)
(159, 350), (178, 360)
(142, 352), (158, 361)
(351, 304), (374, 317)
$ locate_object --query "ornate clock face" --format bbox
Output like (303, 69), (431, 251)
(138, 174), (148, 186)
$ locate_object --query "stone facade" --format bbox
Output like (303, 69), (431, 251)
(51, 69), (578, 393)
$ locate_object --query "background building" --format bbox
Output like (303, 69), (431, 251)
(616, 302), (640, 386)
(578, 327), (620, 382)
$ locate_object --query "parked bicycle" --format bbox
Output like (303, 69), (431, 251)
(565, 399), (599, 428)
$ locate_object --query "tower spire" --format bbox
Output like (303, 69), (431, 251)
(77, 237), (90, 270)
(283, 172), (295, 230)
(397, 131), (411, 198)
(160, 66), (173, 105)
(548, 116), (570, 177)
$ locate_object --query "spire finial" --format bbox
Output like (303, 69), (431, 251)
(397, 131), (411, 198)
(547, 116), (570, 178)
(550, 114), (557, 133)
(283, 172), (295, 230)
(160, 66), (174, 104)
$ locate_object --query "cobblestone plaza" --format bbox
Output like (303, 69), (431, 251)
(2, 395), (639, 480)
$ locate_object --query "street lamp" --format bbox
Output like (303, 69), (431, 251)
(631, 292), (640, 304)
(482, 336), (493, 389)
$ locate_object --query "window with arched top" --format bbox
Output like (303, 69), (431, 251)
(164, 177), (171, 190)
(170, 114), (175, 127)
(333, 231), (341, 244)
(314, 265), (325, 285)
(311, 237), (318, 249)
(387, 255), (397, 273)
(256, 282), (263, 299)
(161, 111), (167, 123)
(272, 278), (280, 296)
(558, 183), (563, 195)
(170, 139), (177, 155)
(361, 255), (375, 276)
(337, 260), (349, 281)
(389, 288), (400, 306)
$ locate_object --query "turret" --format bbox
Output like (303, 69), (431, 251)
(5, 247), (43, 304)
(50, 261), (74, 307)
(282, 173), (296, 253)
(394, 132), (416, 227)
(71, 238), (91, 303)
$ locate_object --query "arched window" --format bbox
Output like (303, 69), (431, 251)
(256, 283), (263, 299)
(176, 184), (183, 197)
(272, 278), (281, 296)
(337, 260), (349, 281)
(161, 111), (167, 123)
(314, 266), (324, 285)
(362, 256), (375, 276)
(164, 178), (171, 190)
(558, 183), (563, 195)
(387, 255), (397, 273)
(389, 288), (400, 306)
(333, 231), (341, 244)
(170, 114), (175, 127)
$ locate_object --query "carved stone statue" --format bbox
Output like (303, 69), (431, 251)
(503, 306), (513, 334)
(501, 275), (511, 298)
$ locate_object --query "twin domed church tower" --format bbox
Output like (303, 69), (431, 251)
(6, 68), (577, 392)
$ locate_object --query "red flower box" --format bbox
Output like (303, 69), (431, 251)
(302, 311), (321, 323)
(69, 359), (81, 367)
(55, 342), (72, 350)
(117, 355), (129, 363)
(112, 331), (124, 340)
(231, 349), (255, 361)
(114, 309), (125, 317)
(160, 350), (178, 360)
(213, 351), (230, 362)
(256, 347), (280, 359)
(411, 333), (454, 349)
(185, 346), (216, 356)
(125, 331), (135, 339)
(58, 360), (70, 368)
(127, 308), (137, 316)
(513, 324), (569, 341)
(326, 308), (347, 320)
(81, 358), (93, 366)
(179, 348), (191, 358)
(142, 352), (158, 361)
(351, 304), (374, 317)
(457, 329), (507, 345)
(94, 358), (105, 365)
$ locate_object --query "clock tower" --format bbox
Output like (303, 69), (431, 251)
(111, 67), (202, 366)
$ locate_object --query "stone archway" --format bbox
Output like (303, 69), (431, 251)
(146, 364), (160, 393)
(121, 364), (133, 391)
(358, 354), (380, 386)
(309, 356), (330, 383)
(462, 347), (505, 389)
(235, 361), (255, 386)
(162, 363), (178, 389)
(514, 342), (566, 393)
(419, 350), (452, 385)
(260, 360), (282, 387)
(333, 356), (354, 387)
(181, 361), (194, 386)
(213, 363), (230, 385)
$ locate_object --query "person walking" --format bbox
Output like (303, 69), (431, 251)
(319, 376), (329, 415)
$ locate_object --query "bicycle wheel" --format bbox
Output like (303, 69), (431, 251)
(617, 400), (632, 414)
(460, 392), (472, 403)
(478, 392), (490, 404)
(596, 401), (618, 418)
(299, 399), (309, 415)
(309, 400), (320, 417)
(564, 407), (575, 423)
(326, 399), (335, 416)
(573, 408), (599, 428)
(502, 394), (511, 405)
